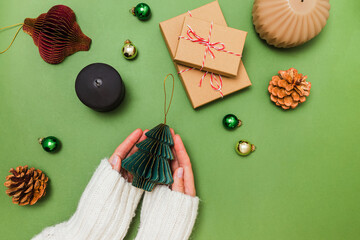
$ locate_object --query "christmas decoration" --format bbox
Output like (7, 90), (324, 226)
(39, 136), (60, 153)
(122, 74), (175, 191)
(223, 114), (242, 130)
(236, 140), (255, 156)
(131, 3), (151, 21)
(268, 68), (311, 110)
(252, 0), (330, 48)
(0, 5), (91, 63)
(122, 40), (137, 60)
(4, 166), (49, 206)
(23, 5), (91, 64)
(75, 63), (125, 112)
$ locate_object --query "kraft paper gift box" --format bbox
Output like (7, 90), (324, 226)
(159, 1), (251, 109)
(174, 16), (247, 78)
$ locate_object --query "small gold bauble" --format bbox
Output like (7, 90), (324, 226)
(122, 40), (137, 60)
(235, 140), (255, 156)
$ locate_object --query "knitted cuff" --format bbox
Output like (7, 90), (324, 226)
(135, 185), (199, 240)
(32, 159), (144, 240)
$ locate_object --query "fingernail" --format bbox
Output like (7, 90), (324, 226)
(110, 155), (119, 167)
(177, 167), (184, 178)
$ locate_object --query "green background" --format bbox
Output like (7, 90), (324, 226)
(1, 0), (360, 239)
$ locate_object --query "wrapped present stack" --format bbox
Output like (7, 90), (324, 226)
(160, 1), (251, 109)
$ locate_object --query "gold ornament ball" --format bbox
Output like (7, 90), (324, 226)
(122, 40), (137, 60)
(235, 140), (255, 156)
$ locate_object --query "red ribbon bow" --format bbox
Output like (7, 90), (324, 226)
(179, 22), (241, 70)
(183, 24), (225, 68)
(178, 14), (242, 98)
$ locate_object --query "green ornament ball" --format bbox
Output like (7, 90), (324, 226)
(132, 3), (151, 21)
(122, 40), (137, 60)
(223, 114), (242, 130)
(235, 140), (255, 156)
(39, 136), (60, 153)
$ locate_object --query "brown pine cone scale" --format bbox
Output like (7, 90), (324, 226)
(268, 68), (311, 110)
(4, 166), (48, 206)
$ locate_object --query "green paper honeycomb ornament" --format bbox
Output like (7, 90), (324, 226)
(122, 123), (174, 191)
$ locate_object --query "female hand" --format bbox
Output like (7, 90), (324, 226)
(108, 128), (148, 182)
(170, 129), (196, 197)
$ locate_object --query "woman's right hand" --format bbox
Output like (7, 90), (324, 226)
(108, 128), (147, 182)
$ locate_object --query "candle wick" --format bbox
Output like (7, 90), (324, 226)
(94, 78), (103, 88)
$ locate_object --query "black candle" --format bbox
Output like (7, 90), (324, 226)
(75, 63), (125, 112)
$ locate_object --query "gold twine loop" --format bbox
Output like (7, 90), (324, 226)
(163, 74), (175, 124)
(0, 23), (24, 54)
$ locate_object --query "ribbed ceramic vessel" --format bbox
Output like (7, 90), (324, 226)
(252, 0), (330, 48)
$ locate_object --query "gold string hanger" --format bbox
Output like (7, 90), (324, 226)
(163, 74), (175, 124)
(0, 23), (24, 54)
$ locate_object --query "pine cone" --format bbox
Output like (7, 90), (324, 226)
(268, 68), (311, 110)
(4, 166), (48, 206)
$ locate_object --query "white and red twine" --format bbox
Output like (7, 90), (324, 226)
(177, 12), (241, 97)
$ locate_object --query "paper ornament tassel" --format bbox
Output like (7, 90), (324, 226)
(122, 123), (174, 191)
(22, 5), (91, 64)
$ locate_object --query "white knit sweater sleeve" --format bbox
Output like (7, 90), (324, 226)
(32, 159), (144, 240)
(135, 185), (199, 240)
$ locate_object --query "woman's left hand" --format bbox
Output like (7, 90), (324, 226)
(169, 129), (196, 197)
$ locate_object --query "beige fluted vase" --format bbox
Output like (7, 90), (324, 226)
(252, 0), (330, 48)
